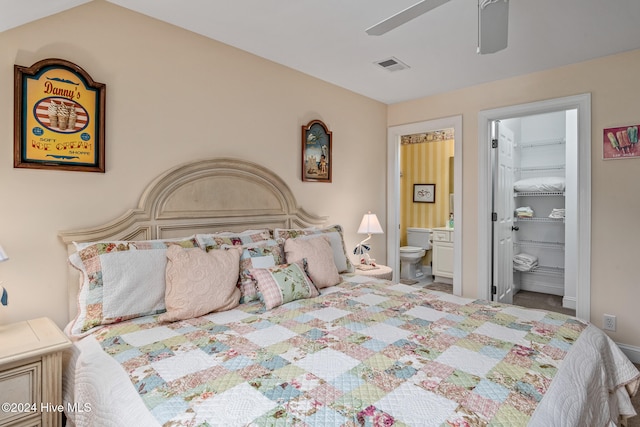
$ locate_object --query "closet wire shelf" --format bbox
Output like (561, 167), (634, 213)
(515, 265), (565, 277)
(514, 191), (565, 197)
(514, 217), (564, 223)
(516, 138), (566, 149)
(515, 240), (564, 250)
(515, 165), (565, 173)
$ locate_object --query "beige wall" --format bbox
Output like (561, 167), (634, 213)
(3, 1), (638, 351)
(0, 1), (387, 328)
(389, 49), (640, 348)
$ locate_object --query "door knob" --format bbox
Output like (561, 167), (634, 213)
(512, 225), (519, 231)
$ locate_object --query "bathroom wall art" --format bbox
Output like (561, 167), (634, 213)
(413, 184), (435, 203)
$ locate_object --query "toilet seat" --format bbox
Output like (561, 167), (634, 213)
(400, 246), (423, 253)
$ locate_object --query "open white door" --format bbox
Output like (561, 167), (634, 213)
(493, 121), (515, 303)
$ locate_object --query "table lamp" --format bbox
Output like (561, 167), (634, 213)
(354, 212), (384, 262)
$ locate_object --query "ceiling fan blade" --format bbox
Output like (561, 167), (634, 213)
(477, 0), (509, 54)
(366, 0), (452, 36)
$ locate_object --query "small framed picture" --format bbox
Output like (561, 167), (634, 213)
(301, 120), (332, 183)
(413, 184), (435, 203)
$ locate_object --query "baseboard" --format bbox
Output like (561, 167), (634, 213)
(562, 296), (576, 310)
(433, 276), (453, 285)
(517, 280), (563, 296)
(617, 342), (640, 364)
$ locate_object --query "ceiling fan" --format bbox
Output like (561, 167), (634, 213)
(366, 0), (510, 54)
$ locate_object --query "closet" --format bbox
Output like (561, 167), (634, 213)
(504, 112), (567, 298)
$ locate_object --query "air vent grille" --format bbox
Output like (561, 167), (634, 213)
(374, 56), (409, 72)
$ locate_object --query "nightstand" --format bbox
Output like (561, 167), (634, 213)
(354, 264), (393, 280)
(0, 317), (71, 427)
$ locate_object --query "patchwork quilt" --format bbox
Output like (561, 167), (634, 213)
(77, 276), (599, 427)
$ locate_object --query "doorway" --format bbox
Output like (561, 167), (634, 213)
(387, 116), (463, 296)
(478, 94), (591, 321)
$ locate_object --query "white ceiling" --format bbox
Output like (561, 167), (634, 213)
(3, 0), (640, 104)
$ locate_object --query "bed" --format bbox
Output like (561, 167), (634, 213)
(59, 158), (639, 427)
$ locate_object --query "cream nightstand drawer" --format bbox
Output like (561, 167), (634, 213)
(0, 318), (70, 427)
(0, 362), (41, 426)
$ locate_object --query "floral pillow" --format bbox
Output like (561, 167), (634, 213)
(249, 260), (319, 310)
(196, 229), (272, 251)
(273, 225), (354, 273)
(158, 245), (242, 323)
(68, 237), (199, 336)
(225, 239), (285, 303)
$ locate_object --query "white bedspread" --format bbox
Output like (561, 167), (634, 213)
(529, 324), (639, 426)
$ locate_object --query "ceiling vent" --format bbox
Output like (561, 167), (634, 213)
(375, 57), (410, 72)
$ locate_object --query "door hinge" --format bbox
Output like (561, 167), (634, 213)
(491, 285), (497, 294)
(492, 212), (497, 221)
(491, 139), (498, 148)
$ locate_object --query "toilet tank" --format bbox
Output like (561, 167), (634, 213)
(406, 227), (432, 250)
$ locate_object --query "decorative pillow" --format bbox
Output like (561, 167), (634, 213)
(68, 237), (199, 336)
(284, 235), (341, 288)
(228, 240), (285, 303)
(249, 260), (319, 310)
(274, 225), (354, 273)
(158, 245), (242, 323)
(196, 229), (272, 251)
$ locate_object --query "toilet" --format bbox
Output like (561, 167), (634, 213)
(400, 227), (432, 280)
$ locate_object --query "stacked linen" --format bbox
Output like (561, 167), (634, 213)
(515, 206), (534, 218)
(514, 252), (538, 271)
(549, 208), (565, 219)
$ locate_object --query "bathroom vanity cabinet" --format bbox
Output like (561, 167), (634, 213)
(431, 227), (453, 283)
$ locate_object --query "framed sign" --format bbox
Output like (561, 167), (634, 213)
(302, 120), (332, 182)
(14, 58), (106, 172)
(413, 184), (435, 203)
(603, 125), (639, 160)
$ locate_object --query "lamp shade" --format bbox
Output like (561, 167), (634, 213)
(357, 212), (384, 235)
(0, 245), (8, 263)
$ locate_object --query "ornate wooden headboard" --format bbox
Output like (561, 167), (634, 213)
(59, 157), (327, 319)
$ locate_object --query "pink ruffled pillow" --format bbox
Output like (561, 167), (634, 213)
(158, 245), (242, 322)
(284, 235), (341, 288)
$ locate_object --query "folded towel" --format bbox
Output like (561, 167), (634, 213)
(515, 206), (534, 218)
(549, 208), (565, 219)
(513, 252), (538, 272)
(513, 261), (538, 272)
(513, 252), (538, 265)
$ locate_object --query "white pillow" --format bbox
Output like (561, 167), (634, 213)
(67, 237), (199, 336)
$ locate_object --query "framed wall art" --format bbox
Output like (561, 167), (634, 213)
(413, 183), (435, 203)
(603, 124), (639, 160)
(301, 120), (332, 182)
(14, 58), (106, 172)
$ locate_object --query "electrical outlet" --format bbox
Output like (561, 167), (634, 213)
(603, 314), (616, 331)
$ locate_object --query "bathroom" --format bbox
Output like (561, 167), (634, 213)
(399, 129), (454, 285)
